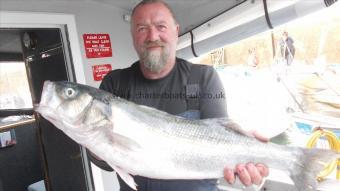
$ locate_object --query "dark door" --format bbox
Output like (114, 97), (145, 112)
(21, 28), (91, 191)
(0, 29), (44, 191)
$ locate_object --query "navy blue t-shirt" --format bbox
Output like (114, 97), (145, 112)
(92, 58), (227, 191)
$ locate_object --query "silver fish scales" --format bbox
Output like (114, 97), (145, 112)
(35, 81), (339, 191)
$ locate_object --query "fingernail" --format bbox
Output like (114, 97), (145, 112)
(237, 165), (245, 173)
(226, 170), (235, 184)
(247, 163), (255, 171)
(257, 165), (264, 172)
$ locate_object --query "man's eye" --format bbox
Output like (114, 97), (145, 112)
(137, 27), (147, 33)
(157, 25), (167, 31)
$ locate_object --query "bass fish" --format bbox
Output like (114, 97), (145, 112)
(35, 81), (339, 191)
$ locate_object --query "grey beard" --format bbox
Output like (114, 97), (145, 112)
(142, 50), (169, 73)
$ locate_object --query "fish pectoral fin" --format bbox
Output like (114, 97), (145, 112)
(113, 165), (137, 190)
(111, 133), (141, 152)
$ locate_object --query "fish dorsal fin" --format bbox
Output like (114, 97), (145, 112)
(269, 131), (291, 145)
(214, 118), (255, 138)
(111, 165), (137, 190)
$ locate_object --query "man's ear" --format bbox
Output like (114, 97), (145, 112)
(176, 24), (180, 36)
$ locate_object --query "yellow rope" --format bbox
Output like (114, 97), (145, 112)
(306, 128), (340, 181)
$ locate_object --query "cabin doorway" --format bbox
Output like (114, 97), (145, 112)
(0, 27), (93, 191)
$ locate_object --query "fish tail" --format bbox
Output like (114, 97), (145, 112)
(289, 148), (339, 191)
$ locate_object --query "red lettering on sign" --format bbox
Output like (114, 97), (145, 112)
(83, 34), (112, 58)
(92, 64), (112, 81)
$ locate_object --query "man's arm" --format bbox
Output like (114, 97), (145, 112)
(198, 65), (227, 119)
(199, 65), (269, 186)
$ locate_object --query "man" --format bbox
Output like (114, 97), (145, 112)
(91, 0), (269, 190)
(280, 31), (295, 66)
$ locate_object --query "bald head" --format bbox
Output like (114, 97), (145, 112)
(131, 0), (177, 25)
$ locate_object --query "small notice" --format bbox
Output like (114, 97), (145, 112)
(83, 34), (112, 58)
(92, 64), (112, 81)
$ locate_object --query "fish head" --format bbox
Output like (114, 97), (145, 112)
(35, 81), (107, 132)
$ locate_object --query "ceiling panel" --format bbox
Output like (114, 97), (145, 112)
(93, 0), (244, 35)
(0, 0), (245, 53)
(0, 0), (244, 35)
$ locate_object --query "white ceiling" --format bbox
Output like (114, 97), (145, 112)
(90, 0), (244, 34)
(0, 0), (245, 53)
(0, 0), (245, 35)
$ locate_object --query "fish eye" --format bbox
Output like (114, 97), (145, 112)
(64, 88), (76, 98)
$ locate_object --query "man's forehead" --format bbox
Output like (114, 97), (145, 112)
(135, 20), (168, 26)
(132, 3), (175, 23)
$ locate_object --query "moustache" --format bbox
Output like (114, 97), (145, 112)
(144, 41), (165, 48)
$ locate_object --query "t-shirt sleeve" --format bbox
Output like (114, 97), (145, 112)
(99, 68), (132, 98)
(199, 66), (228, 119)
(99, 70), (119, 93)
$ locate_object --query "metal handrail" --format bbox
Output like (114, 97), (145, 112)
(0, 118), (36, 132)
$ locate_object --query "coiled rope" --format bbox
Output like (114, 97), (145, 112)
(306, 128), (340, 180)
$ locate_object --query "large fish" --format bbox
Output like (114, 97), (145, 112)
(35, 81), (339, 191)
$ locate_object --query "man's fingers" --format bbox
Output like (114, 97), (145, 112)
(226, 163), (269, 187)
(252, 131), (269, 142)
(223, 167), (235, 184)
(245, 163), (262, 185)
(255, 163), (269, 177)
(236, 164), (252, 186)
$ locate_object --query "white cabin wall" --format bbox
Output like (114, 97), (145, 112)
(0, 0), (138, 88)
(0, 1), (136, 190)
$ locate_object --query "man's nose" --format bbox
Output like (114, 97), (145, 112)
(146, 27), (160, 41)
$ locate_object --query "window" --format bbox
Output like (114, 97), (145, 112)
(190, 4), (340, 144)
(0, 61), (33, 109)
(0, 61), (33, 148)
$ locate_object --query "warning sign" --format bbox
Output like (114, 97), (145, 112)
(83, 34), (112, 58)
(92, 64), (112, 81)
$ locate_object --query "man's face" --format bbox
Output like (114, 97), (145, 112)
(131, 3), (179, 73)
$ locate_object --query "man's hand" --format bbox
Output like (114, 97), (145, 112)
(223, 163), (269, 186)
(223, 131), (269, 187)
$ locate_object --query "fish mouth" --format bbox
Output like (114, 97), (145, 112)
(40, 81), (54, 103)
(34, 81), (61, 123)
(34, 104), (56, 121)
(35, 104), (82, 130)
